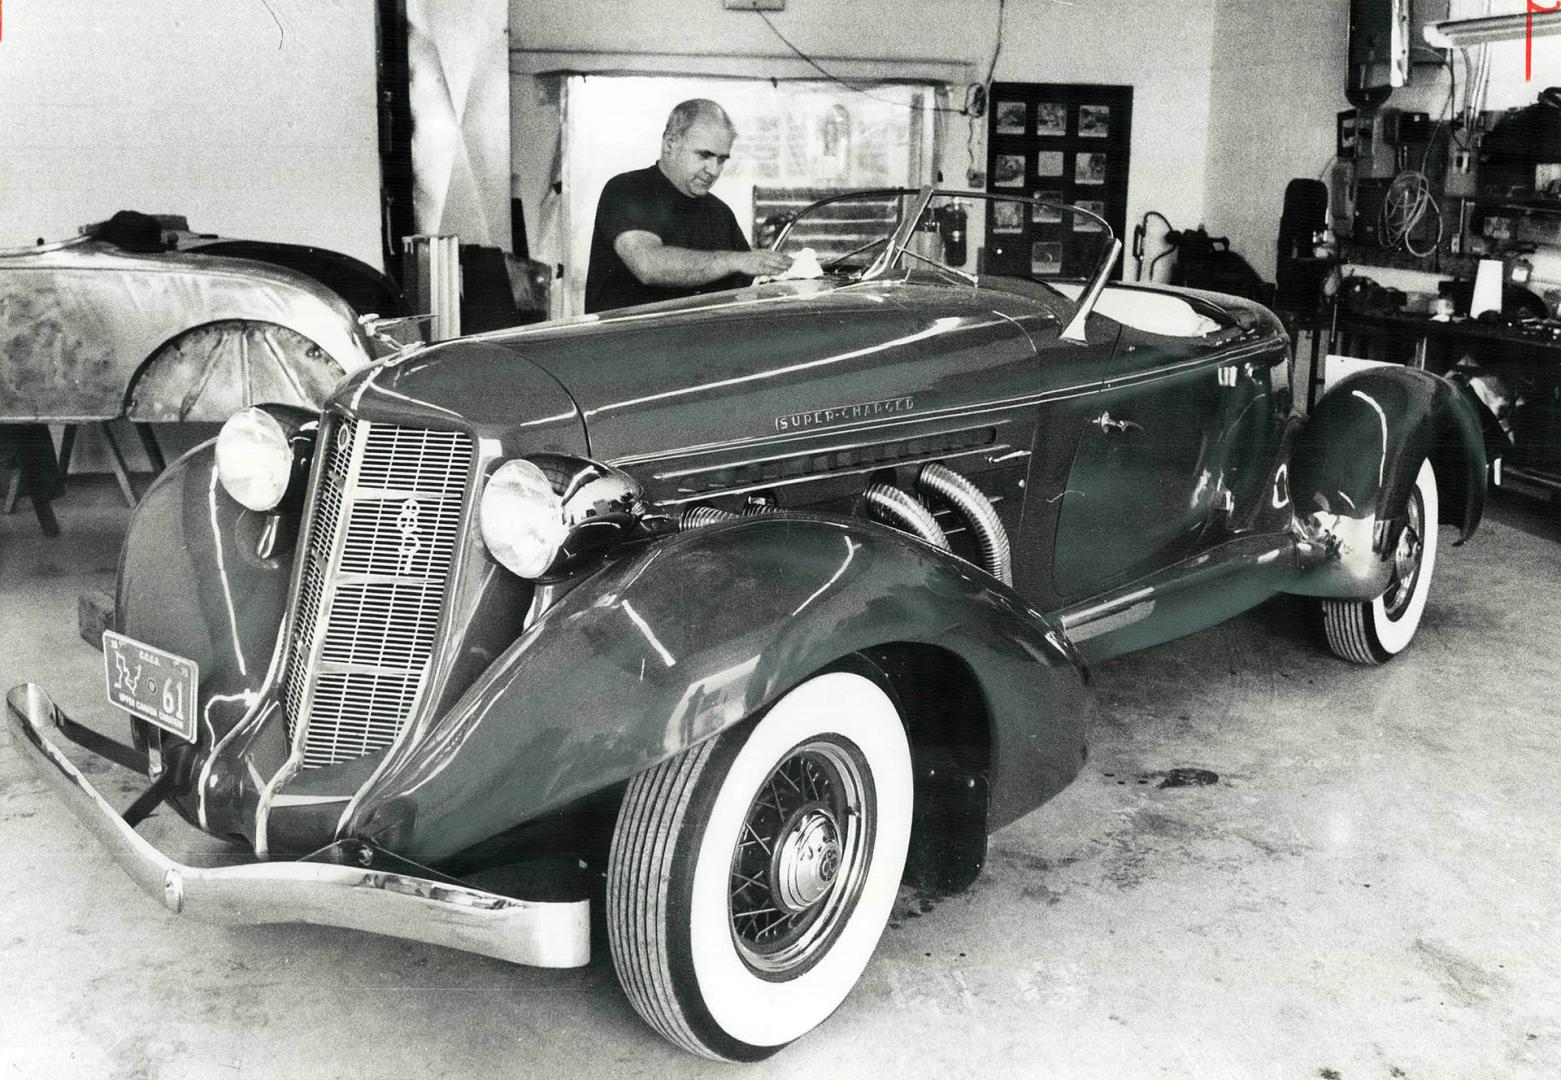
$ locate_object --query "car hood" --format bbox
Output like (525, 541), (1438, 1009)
(442, 278), (1057, 462)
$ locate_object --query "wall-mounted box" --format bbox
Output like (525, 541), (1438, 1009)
(1383, 109), (1431, 144)
(1342, 109), (1396, 179)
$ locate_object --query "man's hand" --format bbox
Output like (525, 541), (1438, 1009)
(726, 249), (793, 278)
(616, 230), (792, 287)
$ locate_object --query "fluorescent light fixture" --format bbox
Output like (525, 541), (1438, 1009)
(1423, 8), (1561, 48)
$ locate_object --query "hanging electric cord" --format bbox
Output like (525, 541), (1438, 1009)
(1411, 45), (1462, 175)
(1381, 171), (1444, 258)
(754, 11), (948, 109)
(983, 0), (1006, 89)
(754, 3), (1005, 119)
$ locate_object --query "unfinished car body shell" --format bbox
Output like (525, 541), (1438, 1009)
(0, 236), (375, 422)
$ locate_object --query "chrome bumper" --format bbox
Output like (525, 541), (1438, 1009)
(5, 683), (590, 969)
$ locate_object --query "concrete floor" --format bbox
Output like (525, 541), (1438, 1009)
(2, 476), (1559, 1080)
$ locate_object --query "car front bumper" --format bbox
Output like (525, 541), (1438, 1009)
(5, 682), (590, 969)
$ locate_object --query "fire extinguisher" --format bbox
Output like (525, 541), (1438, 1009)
(937, 203), (968, 266)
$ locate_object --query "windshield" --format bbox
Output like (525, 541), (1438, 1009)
(765, 188), (1116, 290)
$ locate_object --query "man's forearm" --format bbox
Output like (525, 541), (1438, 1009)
(622, 243), (742, 288)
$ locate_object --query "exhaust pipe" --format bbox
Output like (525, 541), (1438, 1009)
(916, 462), (1011, 585)
(864, 483), (950, 551)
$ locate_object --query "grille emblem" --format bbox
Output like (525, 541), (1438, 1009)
(395, 498), (423, 574)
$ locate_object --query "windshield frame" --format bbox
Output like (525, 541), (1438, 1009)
(768, 186), (1121, 341)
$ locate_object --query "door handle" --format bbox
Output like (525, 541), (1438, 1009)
(1092, 411), (1142, 435)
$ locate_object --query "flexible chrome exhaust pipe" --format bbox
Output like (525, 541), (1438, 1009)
(679, 505), (739, 530)
(864, 483), (950, 551)
(679, 495), (778, 531)
(916, 462), (1012, 585)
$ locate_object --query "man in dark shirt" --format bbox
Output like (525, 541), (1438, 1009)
(585, 99), (790, 313)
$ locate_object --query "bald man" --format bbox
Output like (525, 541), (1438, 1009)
(585, 99), (790, 313)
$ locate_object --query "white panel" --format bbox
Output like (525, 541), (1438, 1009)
(407, 0), (512, 248)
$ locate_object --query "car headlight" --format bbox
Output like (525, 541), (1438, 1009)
(216, 407), (308, 512)
(480, 459), (569, 578)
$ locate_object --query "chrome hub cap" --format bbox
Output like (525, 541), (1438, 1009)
(773, 806), (842, 912)
(1384, 491), (1424, 619)
(728, 737), (875, 977)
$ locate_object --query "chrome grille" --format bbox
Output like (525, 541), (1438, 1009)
(283, 414), (474, 769)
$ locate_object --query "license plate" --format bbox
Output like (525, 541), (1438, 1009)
(102, 630), (199, 743)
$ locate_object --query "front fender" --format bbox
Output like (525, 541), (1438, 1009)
(115, 440), (296, 818)
(1287, 366), (1485, 599)
(344, 516), (1094, 860)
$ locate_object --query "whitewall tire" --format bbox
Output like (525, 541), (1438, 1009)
(607, 670), (913, 1060)
(1322, 458), (1440, 664)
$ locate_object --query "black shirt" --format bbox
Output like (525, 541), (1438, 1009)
(584, 164), (751, 313)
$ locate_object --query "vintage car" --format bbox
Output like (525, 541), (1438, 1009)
(7, 188), (1486, 1061)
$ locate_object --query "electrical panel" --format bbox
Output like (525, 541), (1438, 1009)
(1339, 109), (1396, 179)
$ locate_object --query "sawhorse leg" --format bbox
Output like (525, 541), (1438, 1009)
(134, 423), (166, 473)
(98, 422), (139, 508)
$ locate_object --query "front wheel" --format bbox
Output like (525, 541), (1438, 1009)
(607, 670), (913, 1060)
(1321, 458), (1440, 664)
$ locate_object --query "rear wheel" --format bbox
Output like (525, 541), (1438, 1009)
(1322, 458), (1439, 664)
(607, 671), (912, 1060)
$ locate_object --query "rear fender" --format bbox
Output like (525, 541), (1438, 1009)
(343, 516), (1094, 861)
(1286, 367), (1485, 600)
(1443, 365), (1516, 480)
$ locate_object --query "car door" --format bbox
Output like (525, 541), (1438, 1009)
(977, 282), (1121, 610)
(1050, 322), (1282, 600)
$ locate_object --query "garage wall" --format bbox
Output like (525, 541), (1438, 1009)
(0, 0), (382, 269)
(1205, 0), (1561, 282)
(1203, 1), (1348, 284)
(509, 0), (1219, 280)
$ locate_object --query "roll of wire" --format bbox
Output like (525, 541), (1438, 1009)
(863, 482), (950, 551)
(916, 462), (1011, 585)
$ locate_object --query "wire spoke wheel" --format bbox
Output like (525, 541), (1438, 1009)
(1322, 458), (1440, 665)
(607, 670), (912, 1060)
(1382, 484), (1425, 620)
(728, 739), (874, 977)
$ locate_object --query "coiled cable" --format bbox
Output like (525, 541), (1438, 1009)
(1381, 171), (1443, 258)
